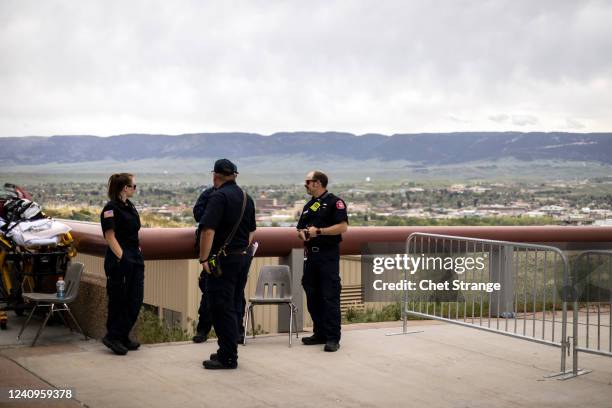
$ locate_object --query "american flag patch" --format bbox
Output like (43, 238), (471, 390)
(103, 210), (114, 218)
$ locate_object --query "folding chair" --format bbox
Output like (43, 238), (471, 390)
(244, 265), (299, 347)
(17, 262), (88, 346)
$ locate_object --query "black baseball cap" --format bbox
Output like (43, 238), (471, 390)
(213, 158), (238, 175)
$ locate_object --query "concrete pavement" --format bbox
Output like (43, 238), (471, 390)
(1, 319), (611, 408)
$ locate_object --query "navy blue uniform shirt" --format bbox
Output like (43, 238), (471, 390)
(100, 200), (142, 262)
(200, 180), (256, 254)
(193, 187), (215, 251)
(297, 191), (348, 248)
(193, 187), (215, 223)
(100, 199), (141, 249)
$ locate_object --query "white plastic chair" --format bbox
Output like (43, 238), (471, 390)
(17, 262), (88, 346)
(244, 265), (299, 347)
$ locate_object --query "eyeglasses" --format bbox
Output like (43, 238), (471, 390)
(127, 184), (137, 190)
(304, 179), (316, 185)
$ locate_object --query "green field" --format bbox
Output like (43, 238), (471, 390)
(2, 157), (612, 185)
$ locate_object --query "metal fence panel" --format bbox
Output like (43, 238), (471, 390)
(401, 233), (574, 377)
(571, 251), (612, 374)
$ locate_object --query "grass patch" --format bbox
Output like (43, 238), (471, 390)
(344, 300), (574, 325)
(246, 324), (267, 336)
(344, 302), (411, 323)
(136, 307), (193, 344)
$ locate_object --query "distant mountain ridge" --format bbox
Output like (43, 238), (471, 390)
(1, 132), (611, 165)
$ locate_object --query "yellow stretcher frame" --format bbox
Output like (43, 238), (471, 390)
(0, 231), (76, 329)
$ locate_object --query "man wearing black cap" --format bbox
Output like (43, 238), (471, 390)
(198, 159), (256, 369)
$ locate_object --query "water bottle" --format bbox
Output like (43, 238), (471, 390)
(56, 276), (65, 299)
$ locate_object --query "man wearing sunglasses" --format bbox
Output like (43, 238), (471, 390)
(297, 170), (348, 352)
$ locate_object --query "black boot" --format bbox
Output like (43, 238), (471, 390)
(122, 338), (140, 351)
(192, 332), (208, 343)
(301, 334), (326, 345)
(103, 336), (128, 355)
(203, 359), (237, 369)
(324, 341), (340, 352)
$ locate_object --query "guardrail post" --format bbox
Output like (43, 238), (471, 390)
(490, 245), (514, 318)
(279, 248), (304, 333)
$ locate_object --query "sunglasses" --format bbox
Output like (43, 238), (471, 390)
(127, 184), (137, 190)
(304, 179), (317, 187)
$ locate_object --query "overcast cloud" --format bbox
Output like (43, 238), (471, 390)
(1, 0), (611, 137)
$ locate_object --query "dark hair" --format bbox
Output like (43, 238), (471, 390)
(107, 173), (133, 201)
(311, 171), (328, 188)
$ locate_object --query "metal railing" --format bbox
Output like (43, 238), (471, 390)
(64, 220), (612, 259)
(570, 251), (612, 375)
(400, 232), (583, 379)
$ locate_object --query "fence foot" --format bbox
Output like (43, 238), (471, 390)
(385, 330), (424, 337)
(544, 369), (592, 380)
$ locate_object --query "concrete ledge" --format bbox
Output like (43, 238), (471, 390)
(70, 277), (108, 340)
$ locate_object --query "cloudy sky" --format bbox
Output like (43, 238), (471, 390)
(1, 0), (611, 137)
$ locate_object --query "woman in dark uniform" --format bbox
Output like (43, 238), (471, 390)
(100, 173), (144, 355)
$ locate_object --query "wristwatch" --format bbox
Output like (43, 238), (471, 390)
(316, 228), (322, 235)
(199, 258), (208, 264)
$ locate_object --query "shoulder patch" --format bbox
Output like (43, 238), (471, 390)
(336, 200), (345, 210)
(103, 210), (114, 218)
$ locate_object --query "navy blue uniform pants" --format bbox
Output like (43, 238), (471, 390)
(196, 272), (213, 336)
(104, 249), (144, 341)
(302, 246), (342, 342)
(207, 253), (250, 364)
(197, 255), (252, 338)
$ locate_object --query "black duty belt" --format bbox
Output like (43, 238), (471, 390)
(305, 246), (337, 253)
(221, 248), (249, 256)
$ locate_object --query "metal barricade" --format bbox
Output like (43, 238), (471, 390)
(570, 250), (612, 375)
(399, 232), (584, 379)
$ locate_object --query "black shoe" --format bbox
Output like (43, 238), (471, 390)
(236, 336), (244, 345)
(203, 359), (237, 369)
(103, 336), (128, 355)
(209, 353), (218, 361)
(122, 338), (140, 351)
(324, 341), (340, 352)
(193, 333), (208, 343)
(301, 335), (326, 345)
